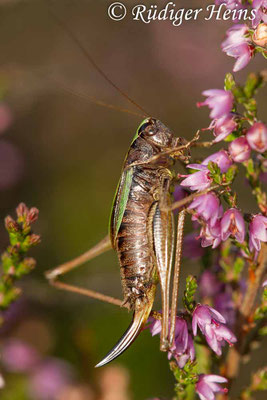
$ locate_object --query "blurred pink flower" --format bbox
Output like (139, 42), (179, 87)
(215, 291), (236, 327)
(2, 339), (39, 373)
(249, 214), (267, 252)
(228, 136), (251, 162)
(221, 24), (253, 72)
(0, 140), (24, 190)
(196, 374), (228, 400)
(252, 0), (267, 27)
(246, 122), (267, 153)
(221, 208), (245, 243)
(215, 0), (243, 9)
(199, 270), (222, 298)
(183, 232), (205, 259)
(0, 103), (12, 134)
(29, 358), (74, 400)
(173, 185), (187, 213)
(0, 373), (4, 389)
(197, 89), (234, 119)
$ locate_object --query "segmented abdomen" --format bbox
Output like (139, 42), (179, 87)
(115, 167), (159, 308)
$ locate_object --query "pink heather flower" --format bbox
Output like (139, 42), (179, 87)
(149, 317), (162, 337)
(262, 279), (267, 287)
(0, 140), (24, 190)
(0, 374), (4, 389)
(173, 185), (187, 213)
(228, 136), (251, 163)
(196, 374), (228, 400)
(173, 185), (187, 203)
(222, 24), (253, 72)
(215, 291), (236, 327)
(0, 103), (12, 134)
(29, 358), (73, 400)
(252, 0), (267, 28)
(197, 89), (234, 119)
(192, 305), (237, 356)
(199, 270), (222, 299)
(180, 165), (212, 192)
(171, 318), (189, 355)
(149, 316), (195, 368)
(212, 115), (237, 143)
(1, 339), (39, 373)
(202, 150), (233, 173)
(249, 214), (267, 252)
(183, 232), (205, 259)
(188, 193), (221, 227)
(221, 208), (245, 243)
(246, 122), (267, 153)
(199, 220), (222, 249)
(173, 335), (195, 369)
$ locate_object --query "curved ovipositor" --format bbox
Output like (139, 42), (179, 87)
(95, 285), (155, 367)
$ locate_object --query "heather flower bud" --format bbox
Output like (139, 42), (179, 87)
(246, 122), (267, 153)
(28, 234), (41, 246)
(228, 136), (251, 162)
(253, 23), (267, 47)
(16, 203), (29, 218)
(24, 257), (36, 269)
(5, 216), (19, 233)
(26, 207), (39, 225)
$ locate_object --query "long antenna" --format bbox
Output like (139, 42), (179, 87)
(53, 79), (146, 118)
(45, 2), (149, 117)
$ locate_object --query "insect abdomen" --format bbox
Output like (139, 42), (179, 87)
(116, 178), (155, 308)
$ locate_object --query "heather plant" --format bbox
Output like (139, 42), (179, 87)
(0, 203), (40, 387)
(147, 70), (267, 399)
(146, 0), (267, 392)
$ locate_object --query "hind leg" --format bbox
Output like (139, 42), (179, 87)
(45, 235), (125, 307)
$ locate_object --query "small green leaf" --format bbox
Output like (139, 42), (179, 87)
(183, 275), (197, 313)
(233, 257), (245, 279)
(224, 130), (240, 142)
(225, 165), (237, 184)
(244, 73), (263, 99)
(224, 73), (236, 91)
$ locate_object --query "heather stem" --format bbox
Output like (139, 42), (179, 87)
(225, 244), (267, 379)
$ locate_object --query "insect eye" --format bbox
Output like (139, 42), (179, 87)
(138, 122), (151, 134)
(146, 128), (156, 136)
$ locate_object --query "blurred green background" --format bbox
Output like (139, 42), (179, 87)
(0, 0), (266, 399)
